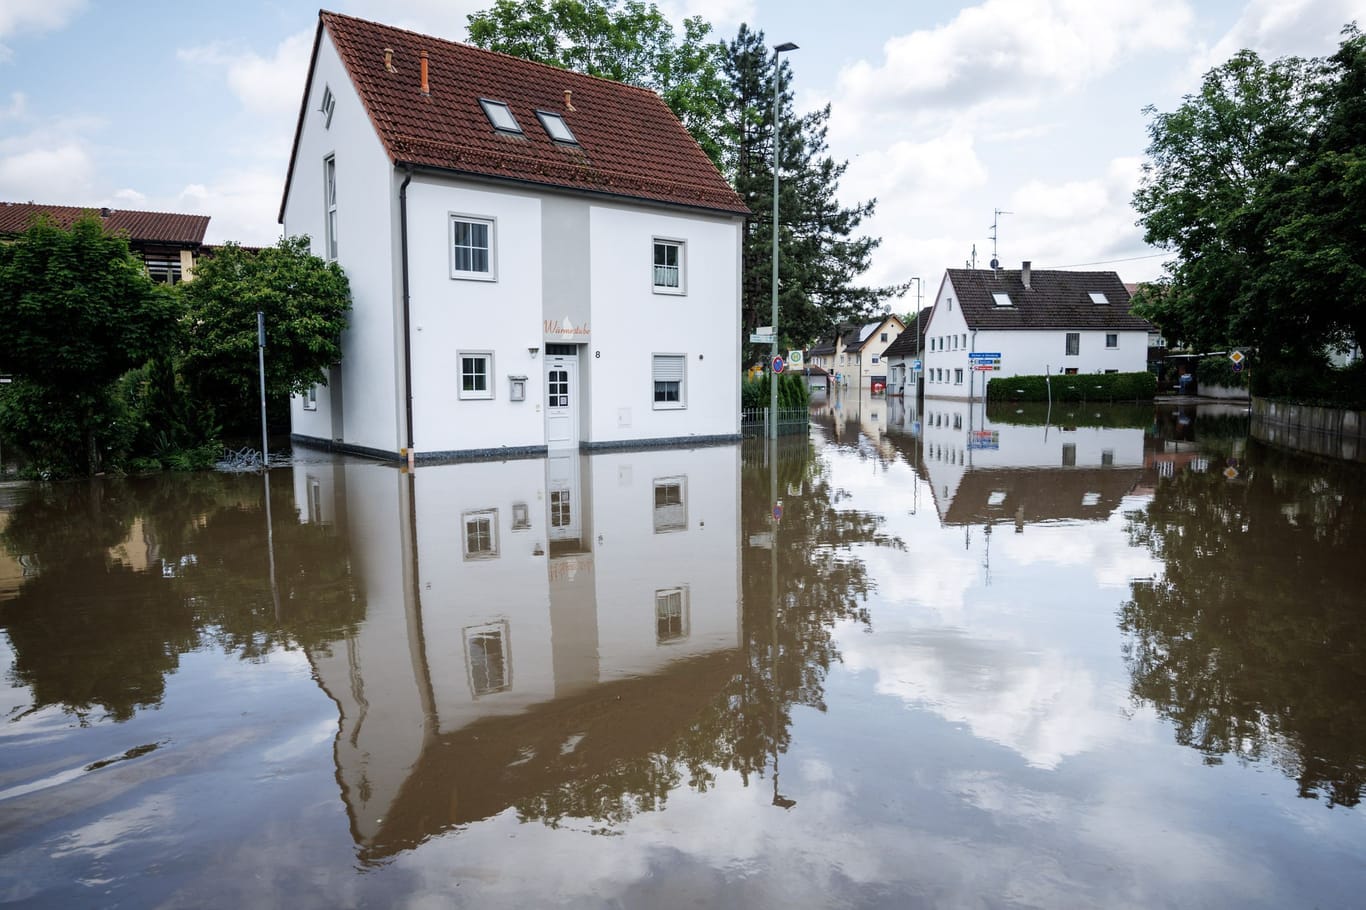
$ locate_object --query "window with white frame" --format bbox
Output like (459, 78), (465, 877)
(961, 334), (967, 348)
(954, 368), (963, 385)
(462, 509), (499, 560)
(880, 332), (888, 342)
(1065, 332), (1080, 356)
(459, 352), (494, 399)
(655, 587), (689, 643)
(653, 239), (684, 293)
(465, 621), (511, 695)
(450, 215), (495, 279)
(324, 155), (337, 260)
(653, 354), (685, 408)
(653, 477), (686, 533)
(303, 384), (318, 410)
(1106, 333), (1118, 349)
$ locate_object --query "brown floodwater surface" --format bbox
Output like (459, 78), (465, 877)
(2, 401), (1365, 908)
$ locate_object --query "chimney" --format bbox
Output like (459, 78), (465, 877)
(384, 47), (396, 73)
(564, 89), (575, 111)
(100, 207), (111, 217)
(420, 50), (429, 95)
(1021, 260), (1031, 290)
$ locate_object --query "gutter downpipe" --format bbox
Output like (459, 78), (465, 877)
(399, 165), (415, 467)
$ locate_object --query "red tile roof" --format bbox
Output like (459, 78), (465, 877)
(0, 201), (209, 246)
(281, 11), (748, 221)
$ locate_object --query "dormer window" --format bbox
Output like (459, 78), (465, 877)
(536, 110), (577, 144)
(319, 85), (335, 129)
(480, 99), (522, 134)
(992, 292), (1013, 307)
(1089, 292), (1110, 305)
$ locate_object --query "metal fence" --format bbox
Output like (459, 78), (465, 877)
(741, 407), (810, 436)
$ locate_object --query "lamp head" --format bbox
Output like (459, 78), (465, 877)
(774, 42), (798, 53)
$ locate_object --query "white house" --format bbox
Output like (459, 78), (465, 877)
(281, 11), (748, 462)
(921, 263), (1153, 400)
(805, 314), (906, 392)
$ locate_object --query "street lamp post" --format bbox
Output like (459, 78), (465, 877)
(769, 41), (798, 441)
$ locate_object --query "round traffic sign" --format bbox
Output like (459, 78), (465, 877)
(772, 503), (783, 522)
(772, 355), (785, 374)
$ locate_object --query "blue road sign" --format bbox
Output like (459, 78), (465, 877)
(772, 355), (786, 374)
(968, 351), (1001, 359)
(912, 359), (922, 371)
(773, 503), (784, 522)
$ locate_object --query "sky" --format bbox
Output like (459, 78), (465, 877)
(2, 0), (1363, 297)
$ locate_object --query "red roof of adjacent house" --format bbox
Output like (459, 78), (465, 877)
(0, 201), (209, 246)
(280, 11), (748, 222)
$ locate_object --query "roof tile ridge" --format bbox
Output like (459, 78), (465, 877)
(322, 8), (669, 99)
(2, 201), (208, 220)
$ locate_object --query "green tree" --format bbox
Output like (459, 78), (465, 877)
(467, 0), (729, 164)
(721, 25), (905, 363)
(180, 236), (350, 435)
(1257, 25), (1366, 360)
(1132, 49), (1318, 360)
(0, 215), (180, 476)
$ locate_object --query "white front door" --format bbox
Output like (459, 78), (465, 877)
(545, 355), (578, 449)
(545, 452), (582, 546)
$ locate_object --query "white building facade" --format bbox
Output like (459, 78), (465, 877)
(922, 264), (1152, 401)
(282, 12), (747, 461)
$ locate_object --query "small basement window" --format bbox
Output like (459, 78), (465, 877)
(1089, 292), (1110, 305)
(536, 110), (577, 144)
(992, 292), (1013, 307)
(479, 99), (523, 134)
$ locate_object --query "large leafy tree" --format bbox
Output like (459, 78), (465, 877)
(1257, 26), (1366, 360)
(181, 236), (350, 434)
(0, 216), (180, 475)
(467, 0), (728, 164)
(722, 25), (904, 363)
(1132, 49), (1317, 358)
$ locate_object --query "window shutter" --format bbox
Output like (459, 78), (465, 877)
(653, 355), (684, 382)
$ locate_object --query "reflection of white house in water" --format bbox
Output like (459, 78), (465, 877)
(917, 399), (1144, 527)
(292, 446), (740, 856)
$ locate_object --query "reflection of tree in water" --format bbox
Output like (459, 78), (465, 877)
(516, 439), (901, 828)
(0, 472), (363, 722)
(1122, 442), (1366, 806)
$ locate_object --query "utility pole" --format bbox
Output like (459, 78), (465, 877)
(257, 311), (269, 468)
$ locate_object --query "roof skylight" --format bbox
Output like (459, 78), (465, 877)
(992, 292), (1013, 307)
(1089, 292), (1110, 305)
(536, 110), (577, 144)
(479, 99), (523, 134)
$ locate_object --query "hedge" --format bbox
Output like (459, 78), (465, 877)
(741, 372), (810, 410)
(985, 371), (1157, 402)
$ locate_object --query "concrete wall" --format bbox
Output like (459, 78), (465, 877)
(1251, 398), (1366, 463)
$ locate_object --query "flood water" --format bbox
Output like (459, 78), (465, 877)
(2, 396), (1365, 908)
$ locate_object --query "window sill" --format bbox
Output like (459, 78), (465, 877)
(451, 272), (497, 282)
(652, 402), (686, 411)
(652, 286), (686, 296)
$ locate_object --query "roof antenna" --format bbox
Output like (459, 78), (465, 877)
(966, 243), (977, 269)
(989, 208), (1012, 270)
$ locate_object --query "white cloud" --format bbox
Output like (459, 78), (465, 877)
(836, 0), (1193, 117)
(1190, 0), (1366, 78)
(1, 91), (26, 119)
(660, 0), (757, 30)
(0, 0), (86, 60)
(178, 31), (313, 118)
(0, 142), (95, 202)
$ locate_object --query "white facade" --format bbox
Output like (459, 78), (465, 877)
(922, 274), (1149, 401)
(283, 28), (744, 460)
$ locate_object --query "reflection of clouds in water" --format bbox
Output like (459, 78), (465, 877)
(1001, 498), (1162, 587)
(50, 794), (177, 861)
(839, 625), (1133, 769)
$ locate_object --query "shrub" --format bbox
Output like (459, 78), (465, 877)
(986, 371), (1157, 402)
(742, 372), (810, 410)
(1198, 354), (1249, 389)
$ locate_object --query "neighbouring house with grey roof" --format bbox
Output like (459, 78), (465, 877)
(804, 313), (905, 392)
(921, 262), (1153, 400)
(882, 304), (934, 396)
